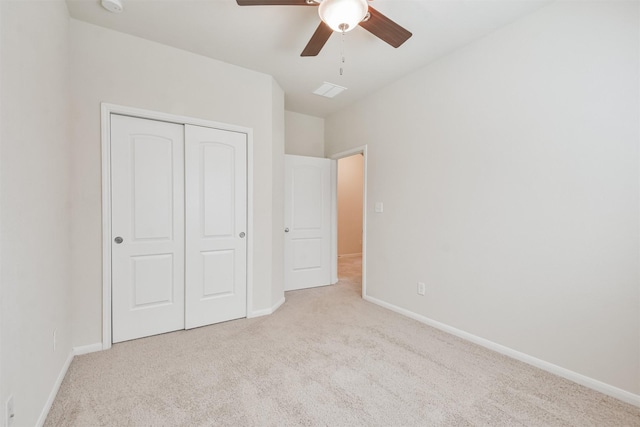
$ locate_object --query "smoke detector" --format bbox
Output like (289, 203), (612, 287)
(101, 0), (123, 13)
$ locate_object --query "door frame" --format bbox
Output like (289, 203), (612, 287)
(100, 103), (254, 350)
(330, 145), (368, 298)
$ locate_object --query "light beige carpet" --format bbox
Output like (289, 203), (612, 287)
(46, 256), (640, 426)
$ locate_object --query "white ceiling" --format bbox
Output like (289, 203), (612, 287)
(66, 0), (550, 118)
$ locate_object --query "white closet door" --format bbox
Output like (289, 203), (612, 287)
(185, 125), (247, 329)
(284, 155), (331, 291)
(111, 115), (185, 343)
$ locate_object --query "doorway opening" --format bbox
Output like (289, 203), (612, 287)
(331, 146), (367, 298)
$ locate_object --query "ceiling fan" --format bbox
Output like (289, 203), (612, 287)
(236, 0), (412, 57)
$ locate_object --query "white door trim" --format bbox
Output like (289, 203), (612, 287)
(101, 103), (255, 350)
(330, 146), (368, 299)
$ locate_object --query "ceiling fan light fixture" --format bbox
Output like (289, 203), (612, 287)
(318, 0), (368, 33)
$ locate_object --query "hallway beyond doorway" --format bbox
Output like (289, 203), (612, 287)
(338, 255), (362, 296)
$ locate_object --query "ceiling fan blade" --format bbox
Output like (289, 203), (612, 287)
(236, 0), (313, 5)
(301, 22), (333, 57)
(359, 6), (412, 48)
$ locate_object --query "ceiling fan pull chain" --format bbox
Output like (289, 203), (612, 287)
(339, 31), (346, 76)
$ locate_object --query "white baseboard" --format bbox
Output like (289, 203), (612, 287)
(363, 294), (640, 408)
(35, 342), (105, 425)
(36, 349), (74, 427)
(247, 296), (286, 318)
(272, 296), (286, 313)
(74, 343), (103, 356)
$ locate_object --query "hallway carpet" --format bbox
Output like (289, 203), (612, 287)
(46, 256), (639, 426)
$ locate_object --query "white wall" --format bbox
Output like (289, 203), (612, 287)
(338, 155), (364, 256)
(285, 110), (325, 157)
(0, 1), (72, 425)
(0, 4), (4, 424)
(272, 82), (286, 306)
(325, 1), (640, 394)
(69, 20), (284, 348)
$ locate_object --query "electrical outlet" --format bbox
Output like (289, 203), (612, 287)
(53, 329), (57, 352)
(417, 282), (426, 296)
(6, 395), (15, 427)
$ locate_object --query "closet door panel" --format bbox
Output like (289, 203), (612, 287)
(111, 115), (185, 343)
(185, 125), (247, 329)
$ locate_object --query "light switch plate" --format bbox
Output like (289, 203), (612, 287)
(375, 202), (384, 213)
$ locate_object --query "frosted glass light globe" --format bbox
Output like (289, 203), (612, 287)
(318, 0), (368, 33)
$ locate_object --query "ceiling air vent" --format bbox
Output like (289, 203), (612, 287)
(313, 82), (347, 98)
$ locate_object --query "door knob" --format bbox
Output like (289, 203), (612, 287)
(114, 236), (123, 244)
(284, 228), (289, 233)
(239, 232), (246, 238)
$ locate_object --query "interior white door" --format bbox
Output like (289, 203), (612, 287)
(185, 125), (247, 329)
(284, 155), (331, 291)
(111, 115), (185, 343)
